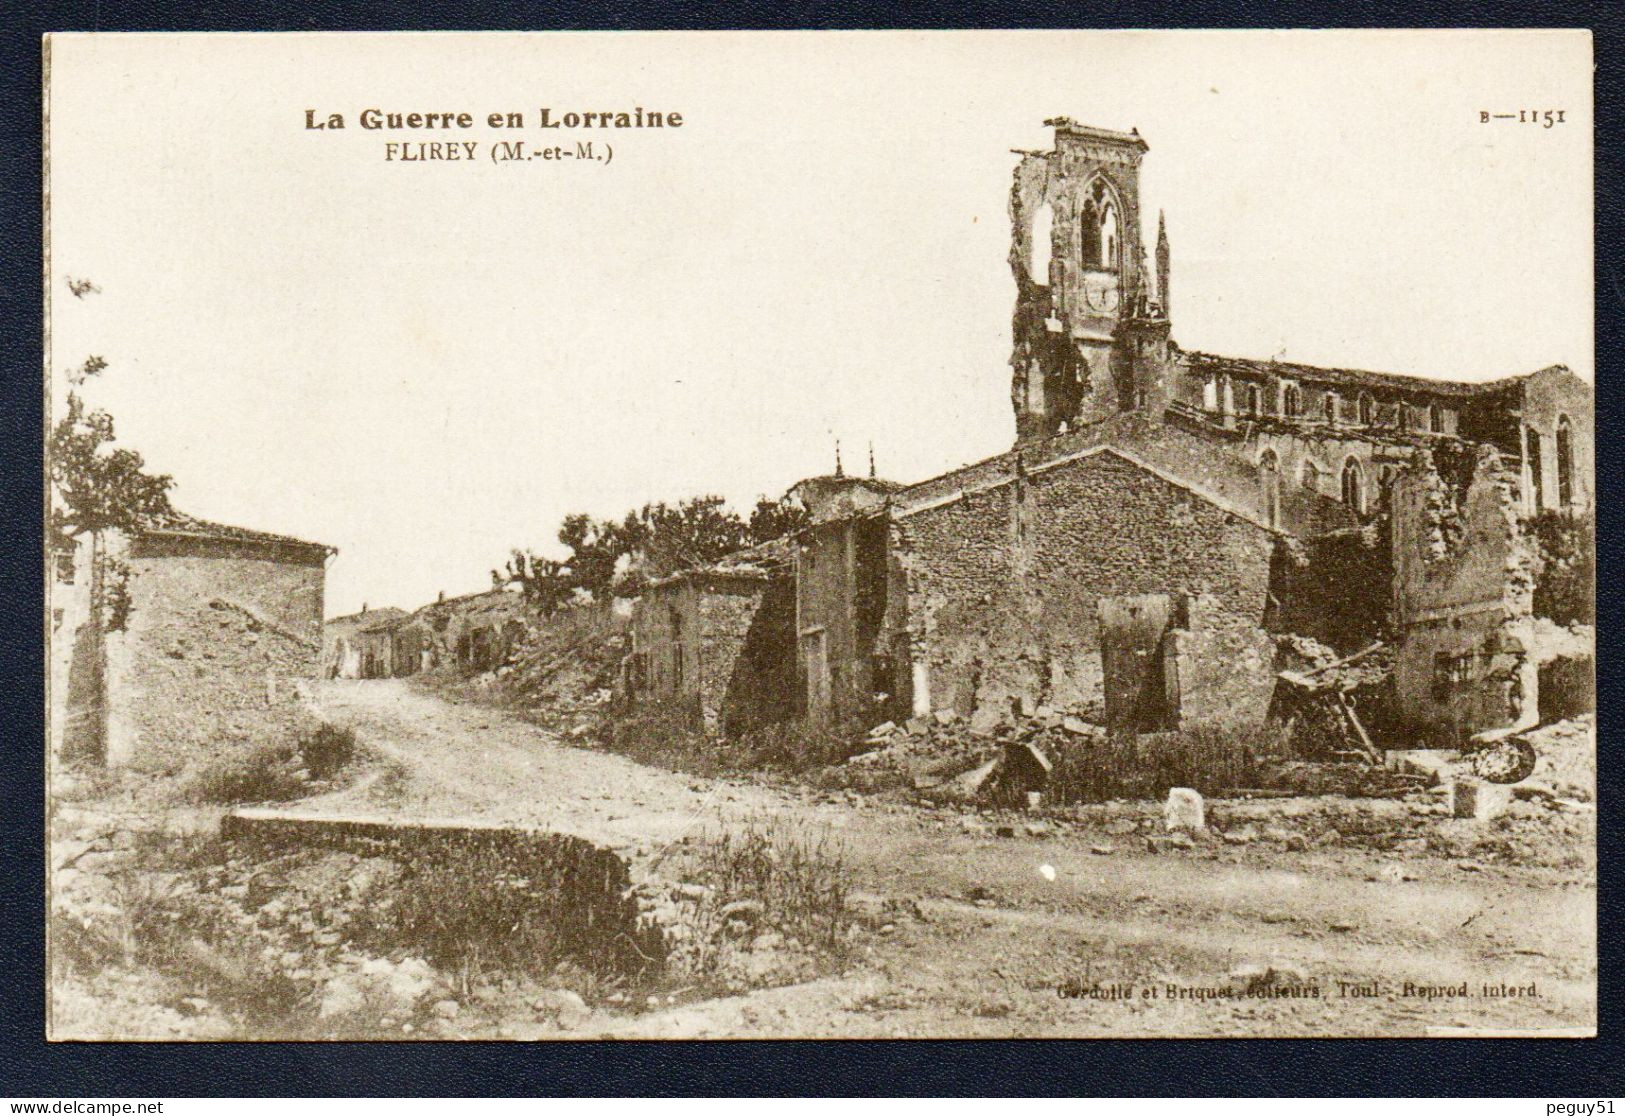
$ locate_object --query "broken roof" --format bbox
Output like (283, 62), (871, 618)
(1182, 350), (1572, 401)
(326, 606), (407, 628)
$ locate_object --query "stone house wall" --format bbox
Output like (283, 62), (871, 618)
(624, 572), (796, 735)
(895, 447), (1278, 728)
(98, 531), (328, 773)
(1389, 446), (1538, 743)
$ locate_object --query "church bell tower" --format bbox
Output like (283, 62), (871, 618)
(1008, 118), (1170, 445)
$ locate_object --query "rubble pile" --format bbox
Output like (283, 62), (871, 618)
(1272, 639), (1394, 762)
(491, 604), (626, 734)
(841, 707), (1106, 802)
(1517, 714), (1595, 802)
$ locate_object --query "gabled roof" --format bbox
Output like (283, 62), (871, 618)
(326, 606), (407, 628)
(896, 443), (1281, 536)
(1182, 350), (1573, 401)
(142, 511), (335, 555)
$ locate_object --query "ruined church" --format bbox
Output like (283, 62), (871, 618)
(622, 118), (1593, 749)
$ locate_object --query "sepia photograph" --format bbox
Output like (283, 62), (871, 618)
(43, 29), (1595, 1041)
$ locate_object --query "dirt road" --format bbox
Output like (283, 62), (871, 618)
(307, 679), (1596, 1038)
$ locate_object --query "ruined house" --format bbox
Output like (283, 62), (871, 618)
(322, 605), (406, 679)
(50, 514), (334, 773)
(620, 117), (1592, 748)
(622, 537), (797, 735)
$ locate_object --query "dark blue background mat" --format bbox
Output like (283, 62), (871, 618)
(3, 1), (1619, 1096)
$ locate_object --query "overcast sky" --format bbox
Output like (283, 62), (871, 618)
(47, 30), (1592, 618)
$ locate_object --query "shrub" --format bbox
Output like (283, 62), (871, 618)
(297, 724), (357, 781)
(187, 742), (308, 805)
(674, 816), (855, 959)
(351, 836), (667, 996)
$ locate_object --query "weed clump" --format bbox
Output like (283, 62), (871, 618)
(187, 723), (359, 804)
(351, 836), (667, 995)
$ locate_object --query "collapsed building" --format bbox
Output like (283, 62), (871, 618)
(50, 514), (334, 772)
(619, 118), (1593, 751)
(323, 586), (529, 680)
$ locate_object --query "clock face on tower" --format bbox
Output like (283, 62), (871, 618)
(1081, 270), (1121, 314)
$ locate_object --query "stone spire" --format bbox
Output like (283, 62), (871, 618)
(1156, 210), (1171, 319)
(834, 439), (844, 478)
(868, 442), (876, 479)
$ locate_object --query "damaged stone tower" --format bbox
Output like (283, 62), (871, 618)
(1009, 118), (1174, 444)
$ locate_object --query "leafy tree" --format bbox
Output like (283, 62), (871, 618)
(747, 493), (810, 543)
(49, 282), (175, 628)
(499, 494), (756, 609)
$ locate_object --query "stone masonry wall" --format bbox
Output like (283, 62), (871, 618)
(897, 449), (1277, 727)
(103, 538), (326, 774)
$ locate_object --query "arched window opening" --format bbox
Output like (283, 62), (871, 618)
(1027, 202), (1054, 285)
(1556, 416), (1575, 508)
(1244, 383), (1261, 416)
(1202, 376), (1219, 411)
(1323, 391), (1338, 424)
(1079, 179), (1119, 271)
(1300, 460), (1320, 491)
(1282, 383), (1302, 418)
(1358, 393), (1375, 425)
(1396, 404), (1411, 432)
(1526, 427), (1545, 512)
(1099, 202), (1119, 269)
(1341, 458), (1365, 515)
(1259, 450), (1281, 527)
(1428, 404), (1445, 434)
(1079, 200), (1101, 269)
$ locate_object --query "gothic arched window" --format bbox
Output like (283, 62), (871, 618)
(1429, 404), (1445, 434)
(1282, 383), (1302, 418)
(1244, 383), (1261, 416)
(1556, 415), (1575, 508)
(1341, 458), (1365, 514)
(1358, 393), (1375, 425)
(1099, 202), (1119, 269)
(1259, 450), (1281, 527)
(1079, 179), (1119, 271)
(1300, 459), (1320, 491)
(1323, 391), (1339, 424)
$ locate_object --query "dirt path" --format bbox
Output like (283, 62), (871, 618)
(305, 679), (1596, 1038)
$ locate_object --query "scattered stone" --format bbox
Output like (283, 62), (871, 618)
(1089, 844), (1115, 856)
(932, 709), (958, 726)
(318, 976), (365, 1019)
(1456, 860), (1484, 873)
(1061, 716), (1091, 736)
(432, 999), (460, 1020)
(1329, 920), (1357, 933)
(994, 824), (1017, 838)
(1229, 960), (1310, 994)
(1023, 822), (1051, 838)
(532, 988), (590, 1028)
(671, 882), (711, 902)
(868, 721), (898, 740)
(719, 898), (766, 922)
(1163, 787), (1205, 832)
(1451, 777), (1511, 821)
(1220, 828), (1255, 846)
(1259, 911), (1292, 924)
(176, 996), (211, 1017)
(1283, 833), (1310, 853)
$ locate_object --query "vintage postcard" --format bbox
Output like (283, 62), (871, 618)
(44, 30), (1594, 1040)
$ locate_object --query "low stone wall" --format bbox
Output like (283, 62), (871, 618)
(221, 808), (668, 972)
